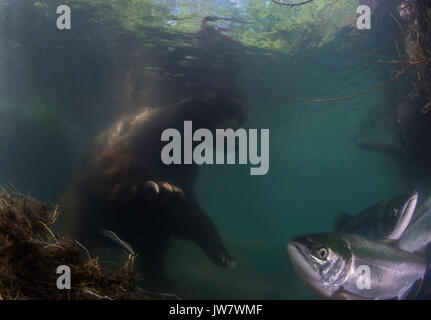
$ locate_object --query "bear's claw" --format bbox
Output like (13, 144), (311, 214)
(169, 184), (186, 199)
(144, 181), (160, 193)
(144, 180), (185, 200)
(219, 254), (236, 270)
(144, 181), (160, 199)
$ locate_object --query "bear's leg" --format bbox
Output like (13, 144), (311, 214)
(134, 232), (171, 285)
(170, 197), (236, 270)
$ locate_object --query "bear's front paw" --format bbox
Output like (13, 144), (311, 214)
(144, 180), (185, 200)
(218, 253), (236, 270)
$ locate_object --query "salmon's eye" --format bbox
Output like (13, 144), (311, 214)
(316, 247), (328, 260)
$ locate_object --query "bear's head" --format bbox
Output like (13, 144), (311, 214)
(176, 90), (248, 132)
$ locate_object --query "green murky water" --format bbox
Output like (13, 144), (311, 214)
(0, 0), (416, 299)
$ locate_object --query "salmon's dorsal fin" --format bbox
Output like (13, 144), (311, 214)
(334, 212), (353, 231)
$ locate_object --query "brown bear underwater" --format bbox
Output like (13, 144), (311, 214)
(63, 93), (247, 285)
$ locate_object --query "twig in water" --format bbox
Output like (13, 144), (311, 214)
(270, 0), (314, 8)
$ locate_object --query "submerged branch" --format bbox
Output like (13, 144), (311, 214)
(273, 56), (431, 103)
(270, 0), (314, 8)
(273, 7), (431, 104)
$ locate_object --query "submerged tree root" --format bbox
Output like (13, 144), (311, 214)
(0, 187), (153, 300)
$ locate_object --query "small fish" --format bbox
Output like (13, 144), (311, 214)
(287, 233), (426, 300)
(334, 192), (418, 240)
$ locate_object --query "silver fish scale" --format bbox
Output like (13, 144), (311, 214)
(342, 234), (426, 300)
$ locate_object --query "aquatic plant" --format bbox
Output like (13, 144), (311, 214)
(0, 186), (150, 300)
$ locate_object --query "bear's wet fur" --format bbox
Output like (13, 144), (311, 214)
(63, 91), (247, 284)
